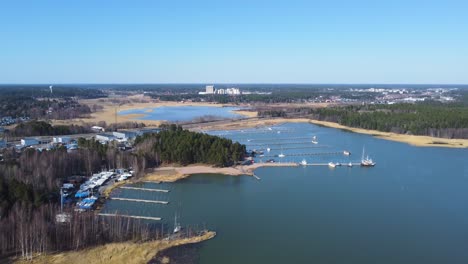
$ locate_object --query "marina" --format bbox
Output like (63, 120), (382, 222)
(99, 122), (468, 264)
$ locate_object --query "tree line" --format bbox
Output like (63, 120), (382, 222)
(6, 120), (147, 138)
(258, 103), (468, 139)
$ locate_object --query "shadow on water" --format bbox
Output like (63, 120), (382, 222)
(149, 244), (201, 264)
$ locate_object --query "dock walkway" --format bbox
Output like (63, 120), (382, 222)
(110, 197), (169, 204)
(120, 186), (169, 193)
(98, 213), (162, 221)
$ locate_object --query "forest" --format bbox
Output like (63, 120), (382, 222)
(6, 120), (146, 138)
(0, 125), (245, 259)
(134, 124), (245, 167)
(258, 102), (468, 139)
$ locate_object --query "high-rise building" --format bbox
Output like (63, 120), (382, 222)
(206, 85), (214, 94)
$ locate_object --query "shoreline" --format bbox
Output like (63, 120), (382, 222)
(308, 119), (468, 148)
(14, 231), (216, 264)
(64, 96), (467, 148)
(189, 117), (468, 149)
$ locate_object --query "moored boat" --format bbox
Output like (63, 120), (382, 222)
(360, 147), (376, 167)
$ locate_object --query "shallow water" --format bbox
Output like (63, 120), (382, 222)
(118, 105), (241, 122)
(102, 123), (468, 264)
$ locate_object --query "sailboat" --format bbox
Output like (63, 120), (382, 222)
(312, 136), (318, 144)
(173, 213), (181, 234)
(360, 147), (376, 167)
(278, 146), (285, 158)
(300, 159), (307, 166)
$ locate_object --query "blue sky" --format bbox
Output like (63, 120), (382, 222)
(1, 0), (467, 84)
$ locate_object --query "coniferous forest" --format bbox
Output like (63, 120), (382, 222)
(258, 103), (468, 139)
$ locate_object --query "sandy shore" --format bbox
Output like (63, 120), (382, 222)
(191, 117), (311, 131)
(143, 163), (298, 182)
(15, 231), (216, 264)
(309, 120), (468, 148)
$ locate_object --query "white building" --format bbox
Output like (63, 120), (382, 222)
(53, 136), (71, 144)
(216, 89), (226, 95)
(91, 126), (105, 132)
(113, 130), (138, 141)
(21, 138), (39, 147)
(95, 133), (116, 143)
(206, 85), (214, 94)
(226, 88), (241, 95)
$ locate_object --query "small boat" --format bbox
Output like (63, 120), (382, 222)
(335, 162), (342, 166)
(173, 213), (181, 234)
(300, 159), (307, 166)
(266, 147), (271, 152)
(277, 131), (281, 134)
(347, 162), (353, 167)
(278, 147), (285, 158)
(328, 162), (336, 168)
(343, 150), (351, 156)
(312, 136), (318, 144)
(360, 147), (376, 167)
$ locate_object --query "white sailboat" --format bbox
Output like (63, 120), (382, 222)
(278, 146), (285, 158)
(173, 213), (181, 234)
(360, 147), (376, 167)
(300, 159), (307, 166)
(312, 136), (318, 144)
(328, 162), (336, 168)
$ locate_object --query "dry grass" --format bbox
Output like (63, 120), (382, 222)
(14, 232), (216, 264)
(102, 180), (127, 198)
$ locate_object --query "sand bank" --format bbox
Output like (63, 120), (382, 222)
(15, 231), (216, 264)
(143, 163), (298, 182)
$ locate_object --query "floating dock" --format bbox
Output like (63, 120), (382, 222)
(120, 186), (169, 193)
(110, 197), (169, 204)
(98, 213), (162, 221)
(300, 162), (362, 166)
(263, 151), (343, 157)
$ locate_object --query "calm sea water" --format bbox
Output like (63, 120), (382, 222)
(118, 106), (242, 122)
(102, 123), (468, 264)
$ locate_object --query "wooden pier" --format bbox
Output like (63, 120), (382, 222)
(121, 186), (169, 193)
(301, 162), (362, 166)
(263, 151), (343, 157)
(110, 197), (169, 204)
(248, 141), (314, 146)
(98, 213), (162, 221)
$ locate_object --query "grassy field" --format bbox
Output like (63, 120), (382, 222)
(14, 231), (216, 264)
